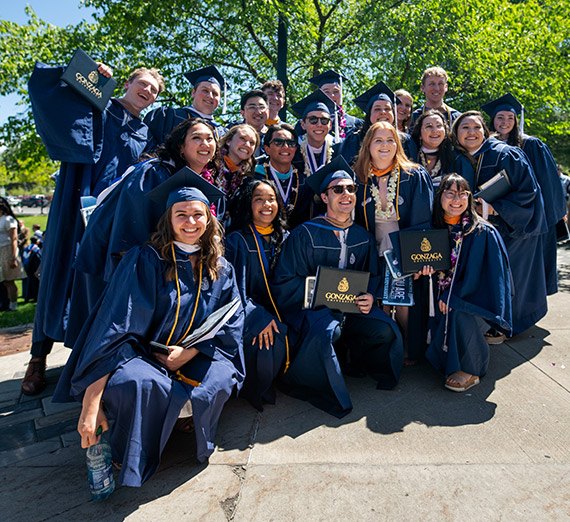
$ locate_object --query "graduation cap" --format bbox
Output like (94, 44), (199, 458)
(481, 93), (525, 132)
(183, 65), (227, 114)
(306, 155), (355, 195)
(290, 89), (337, 119)
(309, 70), (348, 88)
(353, 81), (400, 114)
(146, 166), (224, 209)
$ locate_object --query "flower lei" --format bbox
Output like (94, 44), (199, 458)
(200, 166), (217, 217)
(368, 166), (399, 220)
(300, 134), (334, 176)
(419, 149), (441, 178)
(218, 155), (248, 195)
(337, 106), (347, 138)
(437, 214), (471, 291)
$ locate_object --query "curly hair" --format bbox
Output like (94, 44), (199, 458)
(227, 179), (288, 269)
(411, 110), (455, 172)
(432, 173), (479, 235)
(354, 121), (420, 184)
(149, 201), (224, 282)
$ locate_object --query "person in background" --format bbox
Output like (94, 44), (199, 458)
(409, 67), (461, 132)
(230, 90), (269, 156)
(0, 197), (26, 311)
(260, 80), (286, 126)
(395, 89), (413, 134)
(22, 236), (41, 303)
(22, 62), (163, 395)
(335, 81), (417, 166)
(32, 224), (43, 243)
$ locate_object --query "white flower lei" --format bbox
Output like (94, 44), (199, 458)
(368, 166), (399, 219)
(300, 133), (334, 176)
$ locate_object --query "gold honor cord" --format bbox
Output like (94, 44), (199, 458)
(363, 167), (401, 231)
(249, 225), (290, 373)
(164, 243), (203, 387)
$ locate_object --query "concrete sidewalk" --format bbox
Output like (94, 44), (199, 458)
(1, 245), (569, 521)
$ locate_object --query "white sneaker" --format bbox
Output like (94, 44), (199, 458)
(9, 301), (18, 311)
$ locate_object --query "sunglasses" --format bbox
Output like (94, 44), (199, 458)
(306, 116), (331, 125)
(270, 138), (297, 148)
(326, 184), (357, 195)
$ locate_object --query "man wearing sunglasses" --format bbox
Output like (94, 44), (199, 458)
(291, 90), (336, 179)
(255, 123), (312, 229)
(272, 157), (403, 418)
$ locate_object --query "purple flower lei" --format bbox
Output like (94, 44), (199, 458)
(337, 106), (347, 139)
(437, 214), (471, 291)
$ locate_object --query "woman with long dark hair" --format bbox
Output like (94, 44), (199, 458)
(452, 111), (547, 338)
(411, 110), (474, 189)
(426, 174), (511, 391)
(66, 118), (219, 348)
(225, 179), (289, 410)
(54, 172), (244, 490)
(482, 94), (566, 296)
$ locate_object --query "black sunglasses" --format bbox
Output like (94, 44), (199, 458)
(270, 138), (297, 148)
(326, 184), (357, 195)
(306, 116), (331, 125)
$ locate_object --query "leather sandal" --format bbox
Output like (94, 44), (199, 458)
(445, 373), (480, 392)
(21, 357), (47, 396)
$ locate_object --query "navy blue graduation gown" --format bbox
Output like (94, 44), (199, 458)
(521, 136), (567, 295)
(408, 104), (461, 134)
(426, 222), (512, 377)
(27, 63), (154, 345)
(354, 166), (434, 358)
(254, 163), (312, 230)
(66, 159), (177, 347)
(470, 137), (548, 335)
(271, 218), (404, 418)
(143, 106), (226, 146)
(225, 228), (289, 410)
(333, 128), (417, 166)
(54, 246), (244, 486)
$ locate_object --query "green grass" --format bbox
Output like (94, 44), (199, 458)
(0, 279), (36, 327)
(17, 213), (49, 232)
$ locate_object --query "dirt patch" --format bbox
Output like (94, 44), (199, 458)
(0, 324), (33, 357)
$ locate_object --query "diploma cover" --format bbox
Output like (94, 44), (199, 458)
(60, 48), (117, 112)
(398, 229), (451, 273)
(308, 266), (369, 314)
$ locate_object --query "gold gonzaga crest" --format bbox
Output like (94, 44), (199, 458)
(420, 237), (432, 252)
(337, 277), (349, 292)
(88, 70), (99, 84)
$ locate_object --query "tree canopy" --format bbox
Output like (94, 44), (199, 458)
(1, 0), (569, 181)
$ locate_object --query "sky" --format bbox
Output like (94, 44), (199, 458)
(0, 0), (96, 124)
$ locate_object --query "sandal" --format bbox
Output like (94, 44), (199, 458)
(485, 331), (506, 345)
(445, 373), (480, 392)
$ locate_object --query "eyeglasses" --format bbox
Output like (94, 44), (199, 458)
(306, 116), (331, 125)
(443, 190), (470, 200)
(244, 104), (268, 111)
(270, 138), (297, 148)
(326, 184), (357, 195)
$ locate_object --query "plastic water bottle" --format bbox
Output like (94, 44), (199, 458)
(86, 434), (115, 501)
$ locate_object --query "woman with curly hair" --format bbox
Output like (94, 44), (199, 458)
(225, 179), (289, 410)
(54, 172), (244, 489)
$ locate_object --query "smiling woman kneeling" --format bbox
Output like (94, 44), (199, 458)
(54, 171), (244, 489)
